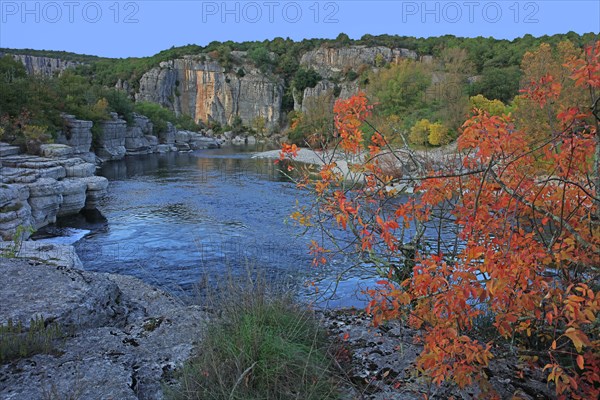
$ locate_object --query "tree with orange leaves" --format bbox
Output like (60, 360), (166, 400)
(281, 41), (600, 399)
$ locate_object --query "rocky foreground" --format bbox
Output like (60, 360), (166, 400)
(322, 309), (554, 400)
(1, 241), (557, 400)
(0, 241), (208, 400)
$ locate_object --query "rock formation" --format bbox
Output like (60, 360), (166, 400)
(294, 45), (417, 111)
(299, 45), (417, 78)
(0, 141), (108, 240)
(54, 114), (96, 162)
(0, 242), (208, 400)
(3, 54), (81, 77)
(6, 44), (425, 134)
(136, 56), (284, 131)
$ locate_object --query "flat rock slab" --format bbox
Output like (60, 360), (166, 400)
(0, 255), (126, 331)
(0, 243), (209, 400)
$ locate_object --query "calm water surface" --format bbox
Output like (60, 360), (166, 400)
(60, 146), (376, 307)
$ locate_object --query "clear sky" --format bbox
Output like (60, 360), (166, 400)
(0, 1), (598, 58)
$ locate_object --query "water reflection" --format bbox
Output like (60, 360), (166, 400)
(76, 146), (316, 298)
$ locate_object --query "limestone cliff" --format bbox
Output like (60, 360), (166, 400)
(299, 45), (417, 79)
(6, 45), (426, 131)
(136, 56), (284, 131)
(3, 53), (80, 76)
(293, 46), (419, 112)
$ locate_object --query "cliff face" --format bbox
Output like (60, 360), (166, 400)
(6, 54), (80, 76)
(7, 45), (424, 131)
(136, 57), (284, 131)
(300, 45), (417, 79)
(294, 46), (419, 112)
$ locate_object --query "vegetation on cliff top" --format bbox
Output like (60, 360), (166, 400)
(1, 32), (598, 147)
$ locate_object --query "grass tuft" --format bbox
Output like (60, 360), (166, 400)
(0, 316), (63, 363)
(169, 273), (341, 400)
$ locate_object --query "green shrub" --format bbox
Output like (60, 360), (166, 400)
(176, 114), (200, 131)
(102, 88), (134, 122)
(231, 115), (244, 134)
(133, 102), (175, 134)
(292, 68), (322, 93)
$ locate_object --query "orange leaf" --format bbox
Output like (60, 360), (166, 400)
(576, 355), (584, 370)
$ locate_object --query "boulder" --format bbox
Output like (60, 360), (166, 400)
(175, 130), (191, 143)
(156, 144), (172, 153)
(231, 135), (245, 145)
(175, 143), (191, 152)
(189, 134), (220, 150)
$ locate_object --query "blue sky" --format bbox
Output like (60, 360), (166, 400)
(0, 1), (598, 58)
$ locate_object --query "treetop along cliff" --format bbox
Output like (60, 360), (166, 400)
(279, 41), (600, 399)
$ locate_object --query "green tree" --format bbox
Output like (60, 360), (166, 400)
(470, 66), (521, 103)
(292, 68), (322, 92)
(469, 94), (508, 116)
(367, 60), (432, 125)
(248, 45), (272, 72)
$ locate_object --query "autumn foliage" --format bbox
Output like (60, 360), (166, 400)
(281, 42), (600, 398)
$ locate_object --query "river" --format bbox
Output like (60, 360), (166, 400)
(38, 146), (388, 308)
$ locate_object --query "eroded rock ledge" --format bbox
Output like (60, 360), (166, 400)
(0, 241), (208, 400)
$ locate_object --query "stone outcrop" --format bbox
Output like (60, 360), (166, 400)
(96, 113), (127, 161)
(296, 79), (360, 114)
(136, 56), (284, 132)
(55, 114), (95, 162)
(27, 178), (63, 228)
(0, 242), (208, 400)
(58, 179), (87, 217)
(0, 185), (33, 241)
(0, 144), (108, 240)
(4, 54), (81, 77)
(300, 45), (417, 79)
(160, 122), (177, 145)
(81, 176), (109, 209)
(295, 45), (418, 112)
(124, 113), (160, 155)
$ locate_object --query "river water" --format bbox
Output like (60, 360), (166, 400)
(39, 146), (384, 308)
(38, 146), (459, 308)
